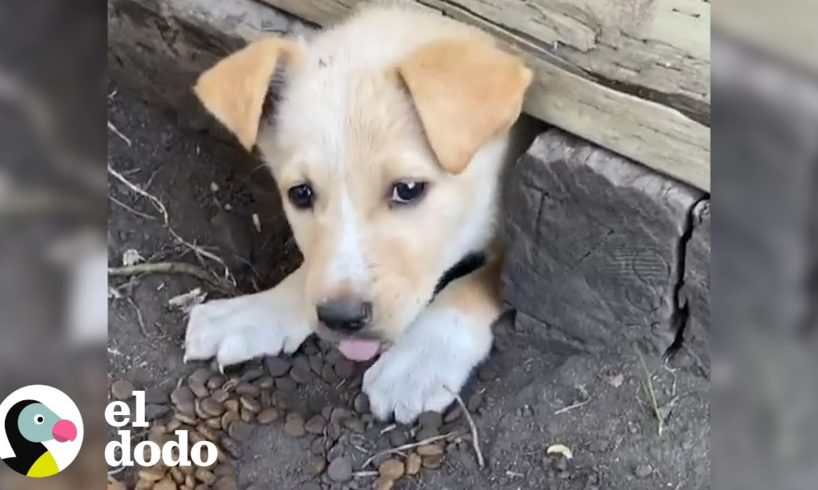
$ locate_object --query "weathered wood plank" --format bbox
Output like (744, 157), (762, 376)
(261, 0), (710, 190)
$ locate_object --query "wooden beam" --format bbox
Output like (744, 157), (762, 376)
(261, 0), (710, 190)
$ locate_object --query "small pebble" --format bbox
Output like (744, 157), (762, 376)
(305, 415), (327, 434)
(418, 412), (443, 430)
(284, 413), (306, 437)
(378, 459), (405, 480)
(327, 456), (353, 482)
(290, 364), (312, 384)
(444, 406), (463, 423)
(228, 420), (253, 441)
(309, 355), (323, 374)
(240, 407), (254, 423)
(145, 404), (170, 420)
(255, 376), (275, 389)
(467, 391), (484, 412)
(343, 418), (364, 433)
(405, 453), (422, 475)
(240, 367), (265, 382)
(321, 364), (340, 383)
(415, 427), (439, 441)
(477, 364), (498, 381)
(353, 394), (370, 414)
(299, 483), (322, 490)
(276, 377), (297, 392)
(307, 455), (327, 476)
(634, 463), (653, 478)
(197, 424), (220, 441)
(224, 399), (240, 413)
(334, 359), (355, 378)
(174, 412), (197, 425)
(111, 380), (134, 400)
(144, 388), (169, 404)
(256, 407), (280, 424)
(264, 357), (292, 377)
(138, 466), (167, 482)
(388, 429), (408, 447)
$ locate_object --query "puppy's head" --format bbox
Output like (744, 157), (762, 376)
(195, 34), (531, 359)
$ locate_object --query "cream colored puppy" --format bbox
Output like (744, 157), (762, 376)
(184, 6), (532, 423)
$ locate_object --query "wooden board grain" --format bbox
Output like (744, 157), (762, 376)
(261, 0), (710, 190)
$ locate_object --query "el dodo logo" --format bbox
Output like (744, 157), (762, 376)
(0, 385), (82, 478)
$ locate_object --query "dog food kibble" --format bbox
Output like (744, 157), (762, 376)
(290, 364), (312, 384)
(214, 475), (238, 490)
(139, 467), (167, 482)
(327, 456), (353, 482)
(239, 367), (265, 383)
(417, 443), (444, 457)
(378, 459), (406, 480)
(235, 382), (260, 397)
(467, 391), (484, 411)
(264, 356), (292, 377)
(255, 375), (275, 389)
(200, 397), (225, 417)
(343, 417), (365, 433)
(375, 477), (395, 490)
(240, 395), (261, 413)
(206, 374), (226, 390)
(153, 478), (176, 490)
(171, 386), (194, 405)
(211, 388), (230, 404)
(189, 380), (209, 399)
(220, 435), (242, 459)
(197, 424), (220, 442)
(353, 393), (370, 414)
(405, 453), (422, 475)
(110, 379), (134, 400)
(169, 467), (184, 484)
(309, 354), (323, 374)
(421, 454), (445, 469)
(228, 420), (253, 441)
(195, 468), (217, 485)
(305, 414), (327, 434)
(256, 407), (280, 424)
(284, 413), (306, 437)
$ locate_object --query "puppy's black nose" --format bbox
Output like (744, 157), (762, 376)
(316, 298), (372, 332)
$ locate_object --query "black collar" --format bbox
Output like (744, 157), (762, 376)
(432, 251), (487, 299)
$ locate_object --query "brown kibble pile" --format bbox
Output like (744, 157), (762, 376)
(109, 337), (491, 489)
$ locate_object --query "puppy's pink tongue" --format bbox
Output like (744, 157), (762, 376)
(338, 339), (381, 361)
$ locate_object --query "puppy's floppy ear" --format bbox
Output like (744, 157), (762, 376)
(194, 38), (299, 150)
(398, 39), (533, 174)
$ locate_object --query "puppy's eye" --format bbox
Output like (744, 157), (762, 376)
(390, 181), (427, 205)
(287, 183), (315, 210)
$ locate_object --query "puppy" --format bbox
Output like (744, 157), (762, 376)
(184, 6), (532, 423)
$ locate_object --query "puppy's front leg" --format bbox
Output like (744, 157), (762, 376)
(363, 261), (501, 423)
(184, 265), (313, 370)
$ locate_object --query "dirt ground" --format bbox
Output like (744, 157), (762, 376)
(107, 83), (710, 490)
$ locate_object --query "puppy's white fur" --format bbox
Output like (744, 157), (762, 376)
(186, 6), (532, 422)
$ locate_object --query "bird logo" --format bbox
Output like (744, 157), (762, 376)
(0, 385), (83, 478)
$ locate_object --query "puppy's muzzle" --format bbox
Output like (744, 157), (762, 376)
(316, 297), (372, 333)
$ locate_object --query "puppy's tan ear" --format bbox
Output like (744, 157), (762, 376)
(399, 39), (533, 174)
(194, 38), (299, 150)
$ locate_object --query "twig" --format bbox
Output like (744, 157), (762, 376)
(126, 297), (150, 337)
(636, 347), (663, 436)
(352, 471), (379, 478)
(554, 398), (591, 415)
(108, 262), (234, 294)
(107, 466), (127, 476)
(361, 432), (458, 468)
(107, 120), (132, 146)
(451, 391), (485, 468)
(107, 165), (233, 283)
(109, 195), (156, 220)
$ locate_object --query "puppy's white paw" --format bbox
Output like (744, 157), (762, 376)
(363, 309), (492, 423)
(184, 291), (311, 369)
